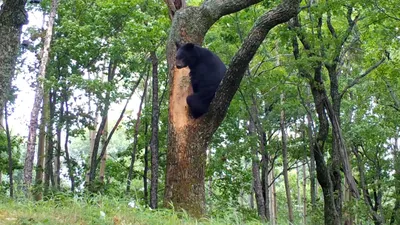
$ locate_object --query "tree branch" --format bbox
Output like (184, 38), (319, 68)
(164, 0), (185, 20)
(326, 10), (337, 38)
(383, 78), (400, 110)
(96, 73), (144, 167)
(201, 0), (263, 21)
(374, 0), (400, 21)
(205, 0), (300, 131)
(340, 57), (386, 98)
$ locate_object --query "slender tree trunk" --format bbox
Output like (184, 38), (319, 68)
(270, 167), (277, 225)
(260, 131), (270, 221)
(305, 113), (316, 209)
(44, 92), (55, 195)
(24, 0), (58, 188)
(354, 147), (384, 225)
(150, 51), (160, 209)
(5, 102), (14, 197)
(63, 97), (75, 192)
(86, 115), (98, 184)
(50, 92), (60, 190)
(88, 61), (116, 187)
(280, 93), (294, 224)
(0, 0), (28, 116)
(44, 91), (56, 193)
(303, 161), (307, 224)
(249, 182), (254, 209)
(35, 93), (48, 200)
(99, 119), (108, 184)
(143, 122), (149, 205)
(249, 117), (267, 221)
(391, 129), (400, 224)
(127, 74), (149, 192)
(296, 165), (301, 204)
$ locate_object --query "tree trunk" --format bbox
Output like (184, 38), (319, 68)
(150, 51), (160, 209)
(24, 0), (58, 188)
(280, 93), (294, 224)
(303, 161), (307, 224)
(0, 0), (28, 115)
(86, 115), (98, 184)
(305, 113), (316, 209)
(260, 137), (270, 221)
(391, 129), (400, 224)
(164, 0), (300, 217)
(296, 165), (301, 205)
(44, 91), (56, 194)
(270, 167), (277, 225)
(99, 119), (108, 184)
(5, 102), (14, 197)
(63, 97), (75, 192)
(51, 92), (60, 190)
(35, 92), (48, 200)
(249, 117), (267, 221)
(143, 122), (149, 205)
(127, 74), (149, 192)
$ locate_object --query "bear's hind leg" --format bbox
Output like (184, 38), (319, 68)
(187, 94), (208, 118)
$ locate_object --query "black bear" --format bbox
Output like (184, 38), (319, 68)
(175, 42), (226, 118)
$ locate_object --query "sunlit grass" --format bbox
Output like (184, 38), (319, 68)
(0, 196), (263, 225)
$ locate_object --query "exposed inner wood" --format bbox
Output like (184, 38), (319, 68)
(170, 67), (192, 129)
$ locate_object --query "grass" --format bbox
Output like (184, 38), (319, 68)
(0, 196), (263, 225)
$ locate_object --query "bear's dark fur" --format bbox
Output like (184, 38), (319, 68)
(175, 42), (226, 118)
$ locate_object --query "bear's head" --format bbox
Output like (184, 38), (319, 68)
(175, 42), (200, 69)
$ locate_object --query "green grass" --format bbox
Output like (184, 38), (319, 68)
(0, 196), (263, 225)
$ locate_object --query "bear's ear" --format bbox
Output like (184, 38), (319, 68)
(175, 41), (182, 49)
(186, 43), (195, 49)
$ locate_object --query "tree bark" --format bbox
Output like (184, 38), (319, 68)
(44, 91), (55, 194)
(50, 92), (60, 190)
(164, 0), (300, 217)
(99, 118), (108, 184)
(0, 0), (28, 114)
(35, 92), (48, 200)
(391, 129), (400, 224)
(63, 96), (75, 192)
(150, 51), (160, 209)
(280, 93), (294, 224)
(249, 116), (267, 221)
(270, 166), (277, 225)
(303, 161), (307, 225)
(5, 102), (14, 197)
(143, 122), (149, 205)
(24, 0), (58, 188)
